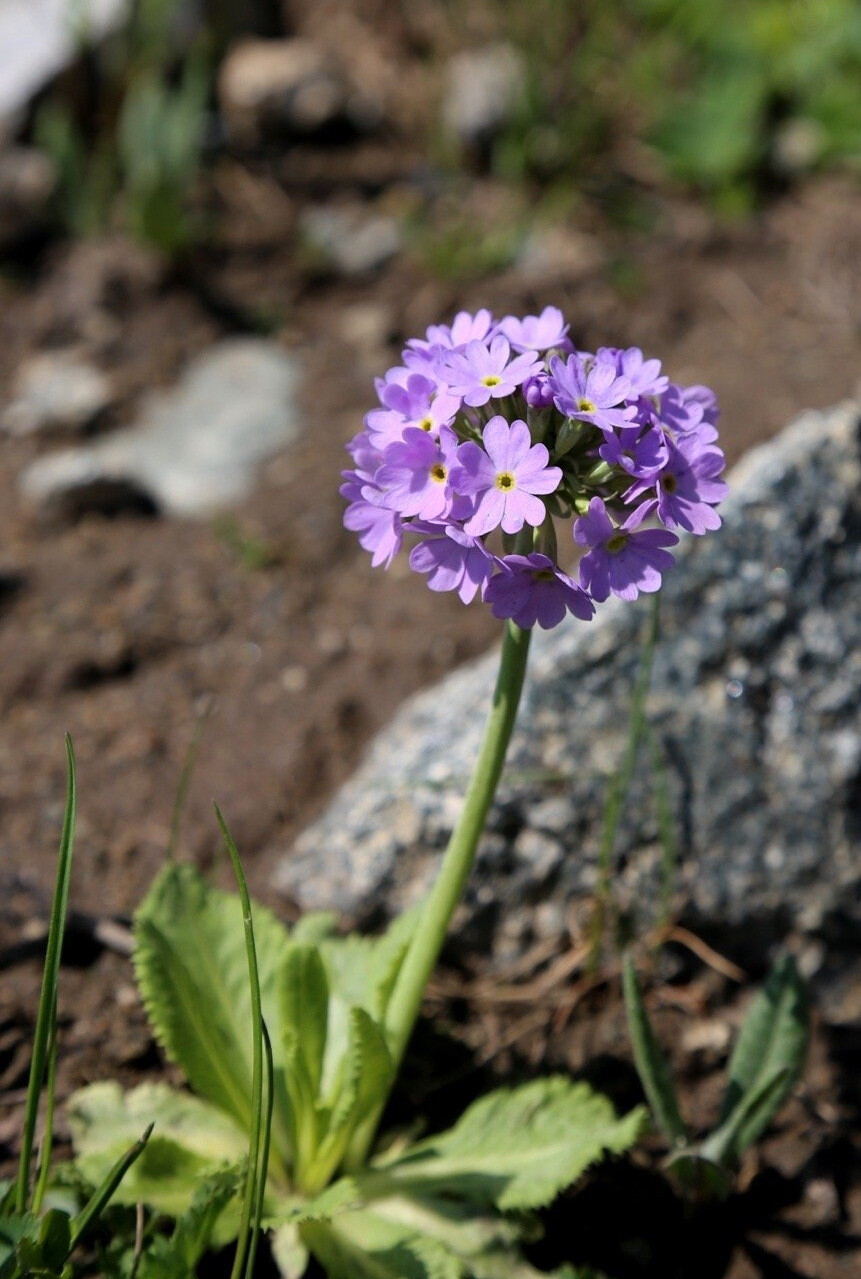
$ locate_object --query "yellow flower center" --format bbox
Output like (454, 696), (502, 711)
(494, 470), (516, 492)
(418, 416), (434, 431)
(577, 397), (597, 413)
(482, 375), (502, 387)
(429, 463), (448, 484)
(606, 532), (628, 554)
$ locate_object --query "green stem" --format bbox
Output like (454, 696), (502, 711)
(347, 619), (532, 1168)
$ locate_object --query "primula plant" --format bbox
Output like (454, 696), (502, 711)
(624, 955), (811, 1199)
(70, 308), (729, 1277)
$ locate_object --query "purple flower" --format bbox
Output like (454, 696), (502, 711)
(442, 337), (542, 408)
(597, 346), (669, 398)
(403, 310), (497, 379)
(522, 372), (555, 408)
(549, 354), (636, 432)
(365, 373), (460, 449)
(426, 309), (496, 349)
(451, 417), (562, 536)
(657, 385), (719, 442)
(599, 423), (669, 479)
(627, 435), (728, 535)
(499, 306), (569, 353)
(408, 524), (494, 603)
(574, 497), (678, 602)
(484, 553), (595, 629)
(680, 383), (720, 427)
(375, 425), (461, 520)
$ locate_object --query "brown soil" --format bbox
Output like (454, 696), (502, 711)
(1, 126), (861, 1275)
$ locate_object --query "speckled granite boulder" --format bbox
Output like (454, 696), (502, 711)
(276, 403), (861, 974)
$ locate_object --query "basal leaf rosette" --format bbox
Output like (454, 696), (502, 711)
(342, 307), (726, 627)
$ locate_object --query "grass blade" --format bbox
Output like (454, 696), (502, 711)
(16, 736), (76, 1213)
(215, 805), (265, 1279)
(622, 955), (687, 1146)
(70, 1123), (154, 1249)
(244, 1021), (275, 1279)
(31, 998), (58, 1215)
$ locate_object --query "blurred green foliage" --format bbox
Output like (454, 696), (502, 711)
(487, 0), (861, 208)
(34, 0), (209, 253)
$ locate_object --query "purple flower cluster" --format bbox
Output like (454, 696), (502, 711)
(342, 307), (726, 629)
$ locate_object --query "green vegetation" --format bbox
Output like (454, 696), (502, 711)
(34, 0), (209, 252)
(483, 0), (861, 209)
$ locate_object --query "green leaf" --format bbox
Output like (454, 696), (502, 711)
(0, 1215), (37, 1279)
(471, 1256), (589, 1279)
(350, 1187), (519, 1260)
(275, 1178), (362, 1225)
(622, 957), (687, 1146)
(133, 863), (290, 1149)
(319, 908), (416, 1093)
(663, 1149), (730, 1200)
(291, 912), (340, 944)
(69, 1081), (248, 1220)
(281, 945), (329, 1102)
(308, 1009), (394, 1191)
(271, 1223), (310, 1279)
(718, 955), (810, 1153)
(34, 1208), (71, 1271)
(702, 1068), (793, 1169)
(302, 1214), (463, 1279)
(376, 1078), (645, 1211)
(137, 1167), (241, 1279)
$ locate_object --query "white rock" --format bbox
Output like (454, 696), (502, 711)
(299, 204), (402, 275)
(2, 349), (111, 434)
(0, 0), (129, 134)
(442, 43), (525, 148)
(21, 339), (300, 517)
(219, 38), (349, 143)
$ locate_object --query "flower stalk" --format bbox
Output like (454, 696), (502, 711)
(347, 618), (532, 1167)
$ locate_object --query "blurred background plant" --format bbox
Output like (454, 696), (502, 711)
(444, 0), (861, 215)
(32, 0), (210, 252)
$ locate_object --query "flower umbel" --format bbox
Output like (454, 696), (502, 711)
(344, 308), (726, 629)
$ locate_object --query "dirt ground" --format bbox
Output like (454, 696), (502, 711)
(1, 148), (861, 1275)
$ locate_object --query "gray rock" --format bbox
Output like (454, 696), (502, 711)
(0, 0), (129, 135)
(0, 146), (56, 246)
(2, 349), (111, 434)
(218, 38), (374, 144)
(278, 403), (861, 967)
(21, 339), (299, 517)
(299, 204), (402, 276)
(442, 43), (525, 149)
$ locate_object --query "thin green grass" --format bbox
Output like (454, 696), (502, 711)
(15, 737), (76, 1213)
(216, 805), (273, 1279)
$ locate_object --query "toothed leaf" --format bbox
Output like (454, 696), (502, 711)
(376, 1078), (645, 1211)
(281, 944), (329, 1101)
(271, 1223), (310, 1279)
(68, 1081), (247, 1222)
(309, 1008), (394, 1187)
(302, 1213), (463, 1279)
(135, 1167), (242, 1278)
(133, 864), (290, 1140)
